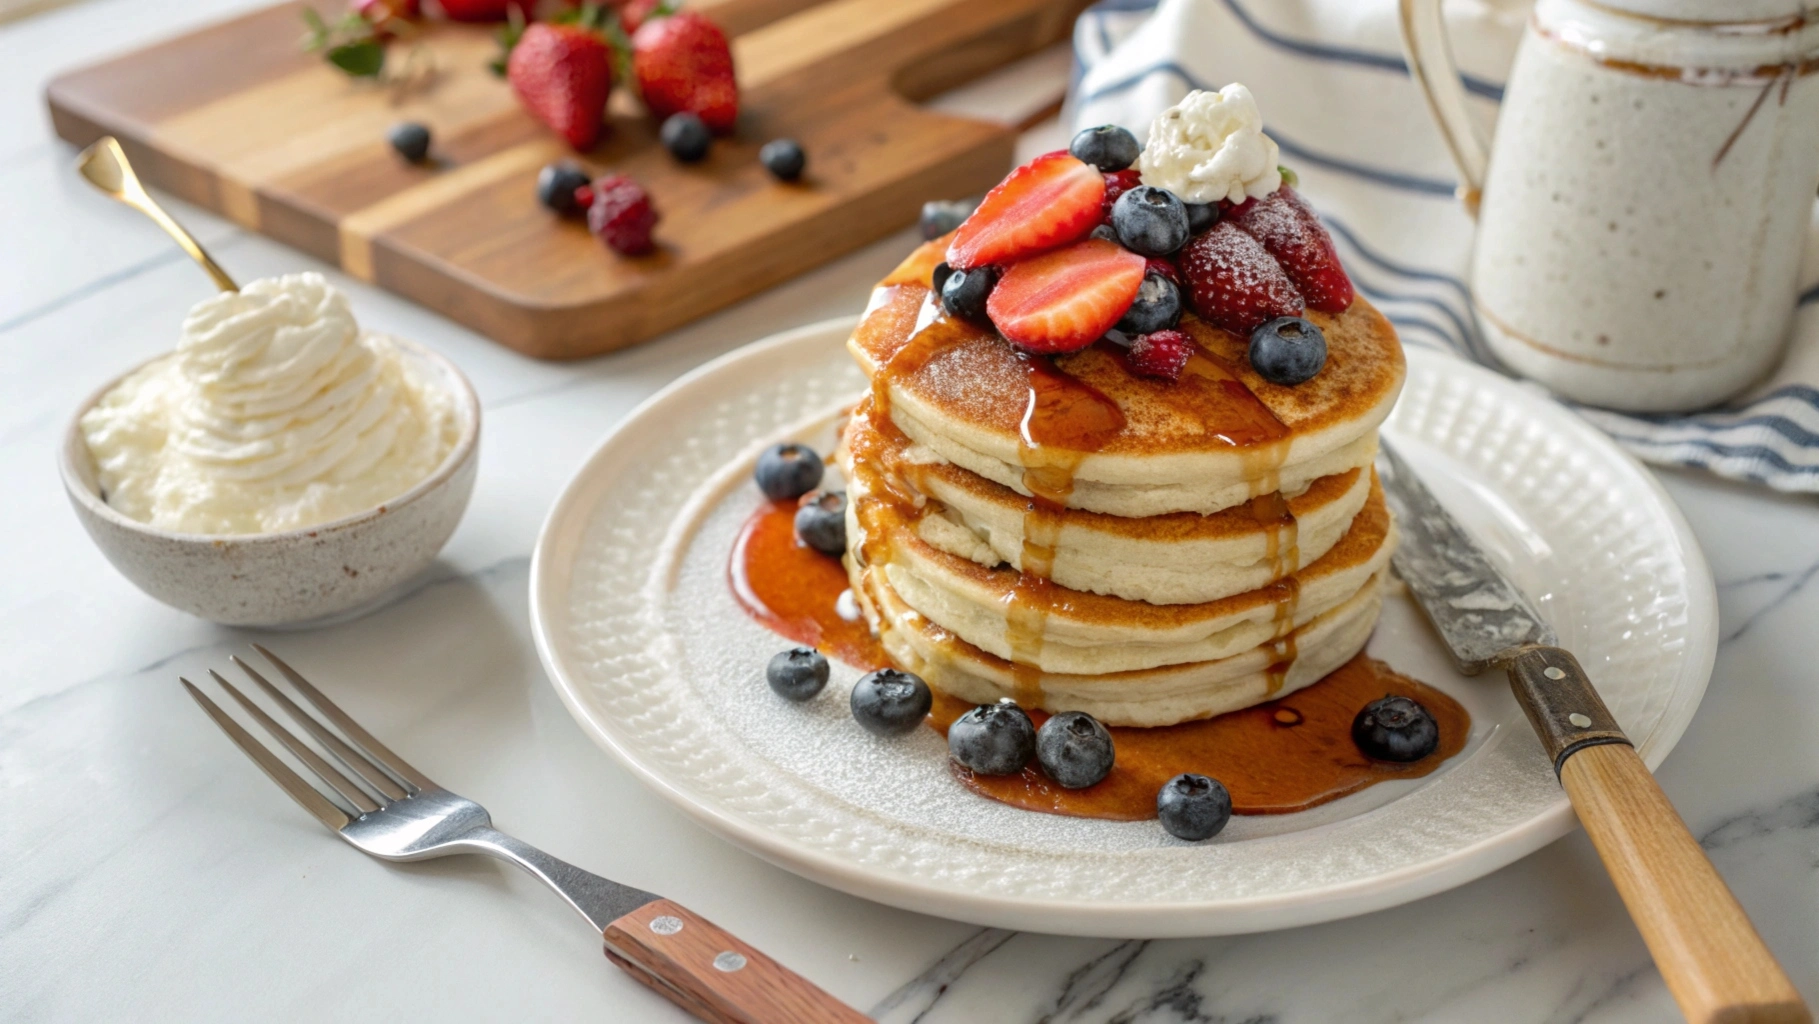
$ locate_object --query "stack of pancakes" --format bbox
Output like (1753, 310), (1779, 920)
(838, 241), (1405, 727)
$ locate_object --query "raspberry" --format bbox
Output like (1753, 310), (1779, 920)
(1228, 186), (1353, 313)
(1178, 222), (1304, 336)
(1101, 169), (1141, 224)
(587, 174), (659, 255)
(1127, 329), (1195, 381)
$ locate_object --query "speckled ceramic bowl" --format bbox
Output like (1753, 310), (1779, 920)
(60, 337), (480, 627)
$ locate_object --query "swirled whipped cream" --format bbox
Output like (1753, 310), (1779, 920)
(1137, 85), (1282, 205)
(80, 272), (458, 535)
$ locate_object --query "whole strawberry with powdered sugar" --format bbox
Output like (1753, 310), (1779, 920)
(1228, 186), (1353, 313)
(1177, 222), (1304, 337)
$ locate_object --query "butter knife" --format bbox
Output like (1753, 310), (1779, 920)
(1377, 440), (1809, 1024)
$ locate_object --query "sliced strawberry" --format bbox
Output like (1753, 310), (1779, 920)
(986, 238), (1146, 354)
(1179, 222), (1305, 336)
(946, 153), (1105, 270)
(1228, 186), (1353, 313)
(507, 22), (612, 150)
(1101, 168), (1140, 224)
(1127, 329), (1195, 381)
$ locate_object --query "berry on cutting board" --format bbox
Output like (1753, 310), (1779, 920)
(614, 0), (665, 33)
(1156, 773), (1232, 841)
(1068, 124), (1141, 172)
(659, 112), (711, 163)
(587, 173), (659, 255)
(1127, 329), (1194, 382)
(1115, 269), (1183, 335)
(985, 238), (1146, 354)
(940, 265), (997, 322)
(505, 21), (613, 151)
(948, 702), (1037, 776)
(1249, 316), (1327, 386)
(1111, 185), (1189, 257)
(754, 442), (824, 501)
(919, 199), (975, 241)
(946, 151), (1105, 270)
(387, 121), (431, 163)
(1352, 695), (1440, 762)
(1228, 186), (1354, 312)
(1178, 221), (1304, 336)
(850, 668), (933, 737)
(766, 647), (829, 702)
(793, 490), (846, 555)
(439, 0), (512, 20)
(633, 10), (739, 135)
(536, 161), (593, 216)
(759, 138), (806, 181)
(1035, 711), (1115, 789)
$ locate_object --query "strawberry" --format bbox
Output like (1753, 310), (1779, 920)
(946, 153), (1105, 270)
(614, 0), (665, 33)
(1127, 329), (1195, 381)
(588, 173), (659, 254)
(353, 0), (418, 36)
(985, 238), (1146, 354)
(632, 11), (738, 134)
(507, 21), (613, 151)
(1179, 222), (1304, 336)
(1228, 186), (1353, 313)
(1144, 257), (1180, 286)
(438, 0), (512, 21)
(1101, 168), (1140, 224)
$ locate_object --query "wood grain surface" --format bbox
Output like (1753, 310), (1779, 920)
(46, 0), (1087, 358)
(1559, 742), (1810, 1024)
(604, 898), (870, 1023)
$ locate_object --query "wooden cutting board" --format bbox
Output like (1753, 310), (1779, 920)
(46, 0), (1086, 359)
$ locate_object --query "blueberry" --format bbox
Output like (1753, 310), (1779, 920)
(754, 443), (824, 502)
(660, 113), (711, 163)
(1116, 270), (1182, 335)
(760, 138), (806, 181)
(931, 261), (954, 295)
(537, 161), (593, 217)
(1112, 186), (1189, 257)
(1156, 773), (1232, 841)
(1248, 316), (1328, 386)
(388, 121), (431, 163)
(1089, 224), (1118, 242)
(851, 668), (933, 736)
(794, 490), (847, 555)
(1184, 202), (1218, 234)
(920, 199), (976, 240)
(1069, 124), (1141, 172)
(767, 646), (829, 701)
(1036, 711), (1114, 789)
(940, 265), (997, 320)
(1352, 695), (1440, 762)
(948, 702), (1037, 775)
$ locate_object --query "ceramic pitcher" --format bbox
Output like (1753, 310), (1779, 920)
(1399, 0), (1819, 412)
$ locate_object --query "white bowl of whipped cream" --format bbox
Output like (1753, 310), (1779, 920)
(61, 272), (480, 627)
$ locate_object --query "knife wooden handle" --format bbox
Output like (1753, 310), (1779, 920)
(1509, 647), (1810, 1024)
(603, 899), (870, 1024)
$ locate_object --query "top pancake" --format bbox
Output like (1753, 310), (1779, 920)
(847, 239), (1406, 517)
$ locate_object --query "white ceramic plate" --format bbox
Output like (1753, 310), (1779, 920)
(530, 319), (1717, 938)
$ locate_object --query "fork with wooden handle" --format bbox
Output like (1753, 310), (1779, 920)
(182, 645), (868, 1024)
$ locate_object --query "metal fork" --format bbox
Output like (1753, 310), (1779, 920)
(183, 645), (868, 1024)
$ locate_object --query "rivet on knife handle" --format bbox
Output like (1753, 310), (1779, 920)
(1505, 646), (1630, 774)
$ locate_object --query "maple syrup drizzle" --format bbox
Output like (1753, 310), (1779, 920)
(728, 500), (889, 670)
(930, 654), (1471, 818)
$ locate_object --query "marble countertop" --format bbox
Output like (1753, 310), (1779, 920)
(3, 1), (1816, 1020)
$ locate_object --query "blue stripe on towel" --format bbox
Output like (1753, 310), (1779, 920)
(1214, 0), (1505, 101)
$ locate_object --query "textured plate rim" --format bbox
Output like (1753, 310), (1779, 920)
(529, 318), (1718, 937)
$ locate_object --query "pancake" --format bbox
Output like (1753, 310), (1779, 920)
(853, 554), (1386, 727)
(842, 402), (1374, 605)
(849, 467), (1396, 675)
(847, 239), (1405, 518)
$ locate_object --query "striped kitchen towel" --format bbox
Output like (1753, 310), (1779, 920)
(1068, 0), (1819, 494)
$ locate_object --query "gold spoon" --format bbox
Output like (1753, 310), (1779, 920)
(76, 136), (238, 292)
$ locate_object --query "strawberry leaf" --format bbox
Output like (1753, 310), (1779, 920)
(328, 39), (386, 76)
(489, 4), (525, 77)
(1278, 165), (1298, 187)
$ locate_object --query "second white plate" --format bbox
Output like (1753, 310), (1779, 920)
(530, 319), (1717, 938)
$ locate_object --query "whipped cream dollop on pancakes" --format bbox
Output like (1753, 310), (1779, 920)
(81, 272), (458, 535)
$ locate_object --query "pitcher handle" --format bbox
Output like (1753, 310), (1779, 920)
(1397, 0), (1491, 215)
